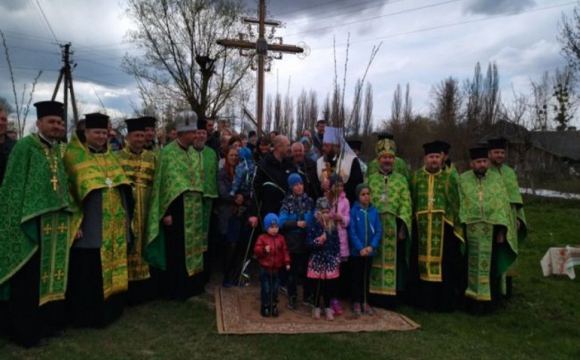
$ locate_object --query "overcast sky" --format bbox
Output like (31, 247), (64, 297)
(0, 0), (577, 133)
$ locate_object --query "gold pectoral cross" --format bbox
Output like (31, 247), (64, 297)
(478, 190), (484, 202)
(50, 176), (58, 191)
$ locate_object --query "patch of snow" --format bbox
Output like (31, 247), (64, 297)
(521, 188), (580, 200)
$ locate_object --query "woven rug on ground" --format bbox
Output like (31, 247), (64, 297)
(215, 286), (420, 334)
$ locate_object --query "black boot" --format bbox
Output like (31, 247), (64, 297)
(271, 304), (279, 317)
(261, 305), (270, 317)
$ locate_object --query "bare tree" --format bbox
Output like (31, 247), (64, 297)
(431, 77), (463, 128)
(482, 62), (501, 127)
(295, 89), (307, 139)
(530, 71), (551, 130)
(308, 90), (319, 130)
(552, 66), (578, 130)
(362, 83), (374, 137)
(391, 84), (403, 128)
(1, 31), (42, 138)
(322, 94), (331, 123)
(123, 0), (252, 121)
(403, 83), (413, 123)
(558, 4), (580, 72)
(265, 94), (273, 133)
(348, 79), (363, 137)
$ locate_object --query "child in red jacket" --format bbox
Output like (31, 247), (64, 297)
(254, 213), (291, 317)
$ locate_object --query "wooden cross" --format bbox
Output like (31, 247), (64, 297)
(217, 0), (307, 134)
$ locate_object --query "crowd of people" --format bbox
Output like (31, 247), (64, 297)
(0, 101), (527, 348)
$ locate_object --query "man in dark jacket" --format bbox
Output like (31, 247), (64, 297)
(291, 141), (321, 200)
(249, 135), (294, 231)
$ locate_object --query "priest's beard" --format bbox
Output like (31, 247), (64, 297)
(193, 140), (205, 151)
(474, 168), (488, 177)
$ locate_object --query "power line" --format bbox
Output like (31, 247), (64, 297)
(284, 0), (462, 38)
(312, 1), (577, 50)
(276, 0), (349, 16)
(32, 0), (59, 44)
(284, 0), (409, 26)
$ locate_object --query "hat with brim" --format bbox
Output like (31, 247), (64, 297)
(125, 118), (146, 133)
(140, 116), (156, 129)
(85, 113), (109, 129)
(487, 138), (507, 150)
(470, 146), (489, 160)
(34, 101), (64, 119)
(433, 140), (451, 154)
(423, 141), (442, 156)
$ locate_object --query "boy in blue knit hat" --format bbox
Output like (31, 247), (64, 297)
(279, 173), (315, 309)
(254, 213), (291, 317)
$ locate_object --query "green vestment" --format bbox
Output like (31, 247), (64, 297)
(489, 164), (527, 243)
(64, 134), (132, 298)
(0, 134), (73, 305)
(367, 157), (410, 183)
(115, 147), (156, 281)
(367, 171), (412, 295)
(459, 170), (516, 301)
(145, 141), (204, 276)
(411, 167), (464, 282)
(200, 146), (218, 249)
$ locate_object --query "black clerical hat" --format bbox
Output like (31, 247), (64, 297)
(487, 137), (507, 150)
(423, 141), (441, 155)
(125, 118), (146, 133)
(377, 132), (394, 141)
(469, 146), (489, 160)
(347, 139), (363, 151)
(433, 140), (451, 154)
(139, 116), (156, 129)
(85, 113), (110, 129)
(34, 101), (64, 119)
(197, 118), (207, 132)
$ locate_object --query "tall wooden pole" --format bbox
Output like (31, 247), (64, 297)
(217, 0), (305, 136)
(257, 0), (266, 134)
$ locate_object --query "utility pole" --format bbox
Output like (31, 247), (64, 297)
(52, 43), (79, 140)
(217, 0), (309, 135)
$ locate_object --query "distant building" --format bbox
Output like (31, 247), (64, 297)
(480, 120), (580, 180)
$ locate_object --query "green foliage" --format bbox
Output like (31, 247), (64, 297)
(2, 197), (579, 360)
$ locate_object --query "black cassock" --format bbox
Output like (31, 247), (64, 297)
(160, 194), (205, 301)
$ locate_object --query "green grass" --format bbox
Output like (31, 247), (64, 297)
(2, 196), (580, 360)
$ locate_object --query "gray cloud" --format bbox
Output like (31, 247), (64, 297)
(244, 0), (390, 21)
(463, 0), (536, 15)
(0, 0), (28, 11)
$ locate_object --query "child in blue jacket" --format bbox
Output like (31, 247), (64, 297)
(348, 183), (382, 316)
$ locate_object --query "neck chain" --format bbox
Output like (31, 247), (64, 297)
(93, 151), (113, 188)
(42, 138), (60, 192)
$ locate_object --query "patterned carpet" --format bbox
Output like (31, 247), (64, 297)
(215, 286), (420, 334)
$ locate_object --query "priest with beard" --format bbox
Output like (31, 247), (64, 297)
(317, 127), (364, 206)
(192, 118), (219, 284)
(115, 118), (158, 304)
(145, 111), (206, 300)
(0, 101), (74, 347)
